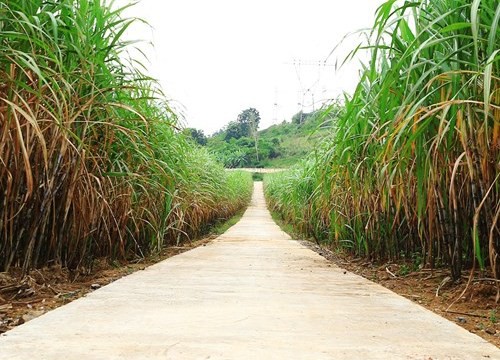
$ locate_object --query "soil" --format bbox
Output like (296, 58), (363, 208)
(300, 240), (500, 348)
(2, 236), (499, 349)
(0, 237), (213, 334)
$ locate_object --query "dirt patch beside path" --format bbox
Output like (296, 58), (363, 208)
(0, 237), (213, 334)
(300, 240), (500, 348)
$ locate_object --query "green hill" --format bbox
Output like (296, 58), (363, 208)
(202, 107), (339, 168)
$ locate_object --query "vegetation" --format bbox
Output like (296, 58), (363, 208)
(0, 0), (253, 275)
(265, 0), (499, 283)
(207, 108), (338, 168)
(183, 128), (208, 146)
(224, 108), (261, 141)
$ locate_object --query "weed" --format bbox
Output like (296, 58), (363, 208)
(489, 310), (498, 324)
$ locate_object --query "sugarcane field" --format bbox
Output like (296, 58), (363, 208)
(0, 0), (499, 358)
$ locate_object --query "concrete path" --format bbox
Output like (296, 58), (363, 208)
(1, 183), (499, 359)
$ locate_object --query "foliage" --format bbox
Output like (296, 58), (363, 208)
(252, 172), (264, 181)
(183, 128), (207, 146)
(265, 0), (500, 282)
(208, 107), (337, 168)
(224, 108), (261, 141)
(291, 110), (316, 125)
(0, 0), (252, 274)
(224, 121), (245, 141)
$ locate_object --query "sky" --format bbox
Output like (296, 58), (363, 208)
(119, 1), (381, 134)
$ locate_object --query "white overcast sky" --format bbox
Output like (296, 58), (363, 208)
(119, 1), (381, 134)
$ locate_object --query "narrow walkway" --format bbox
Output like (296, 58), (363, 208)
(1, 183), (498, 359)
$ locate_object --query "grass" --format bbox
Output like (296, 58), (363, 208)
(208, 209), (246, 237)
(269, 208), (306, 242)
(0, 0), (253, 275)
(252, 172), (264, 181)
(264, 0), (499, 284)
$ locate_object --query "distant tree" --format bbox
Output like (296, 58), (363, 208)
(237, 108), (261, 137)
(224, 121), (243, 141)
(235, 108), (261, 161)
(184, 128), (207, 146)
(224, 108), (261, 141)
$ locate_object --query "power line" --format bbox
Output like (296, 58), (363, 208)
(287, 58), (336, 114)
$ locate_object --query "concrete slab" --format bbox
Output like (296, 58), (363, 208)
(0, 182), (498, 359)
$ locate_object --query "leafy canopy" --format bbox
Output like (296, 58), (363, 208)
(225, 108), (261, 140)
